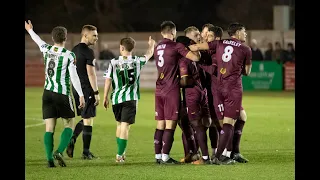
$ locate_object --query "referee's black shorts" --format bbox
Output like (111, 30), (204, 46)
(42, 90), (75, 120)
(72, 86), (96, 119)
(112, 100), (137, 125)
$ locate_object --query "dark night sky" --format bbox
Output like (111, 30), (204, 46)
(25, 0), (293, 33)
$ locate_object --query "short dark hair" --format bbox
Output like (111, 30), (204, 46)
(82, 24), (97, 32)
(160, 21), (176, 34)
(184, 26), (199, 35)
(208, 26), (223, 38)
(51, 26), (67, 44)
(120, 37), (135, 52)
(227, 22), (245, 36)
(202, 23), (214, 30)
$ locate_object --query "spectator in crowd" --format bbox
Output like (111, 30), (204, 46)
(285, 42), (295, 62)
(250, 39), (264, 61)
(99, 43), (116, 60)
(98, 43), (116, 71)
(272, 41), (286, 64)
(264, 42), (273, 61)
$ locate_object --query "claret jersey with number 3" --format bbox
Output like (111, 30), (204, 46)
(154, 38), (189, 95)
(103, 55), (147, 105)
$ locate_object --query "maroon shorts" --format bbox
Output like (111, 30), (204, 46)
(185, 87), (209, 121)
(214, 88), (242, 120)
(155, 88), (181, 120)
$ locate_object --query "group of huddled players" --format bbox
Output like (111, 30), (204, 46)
(153, 21), (252, 165)
(25, 17), (251, 167)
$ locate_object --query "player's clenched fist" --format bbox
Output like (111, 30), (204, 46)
(25, 20), (33, 31)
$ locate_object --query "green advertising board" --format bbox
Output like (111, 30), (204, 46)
(242, 61), (283, 90)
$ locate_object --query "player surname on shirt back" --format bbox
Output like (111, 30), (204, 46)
(26, 22), (83, 97)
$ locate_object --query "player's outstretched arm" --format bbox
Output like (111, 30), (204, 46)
(25, 20), (47, 52)
(144, 36), (156, 61)
(188, 42), (210, 51)
(175, 36), (201, 62)
(185, 51), (201, 62)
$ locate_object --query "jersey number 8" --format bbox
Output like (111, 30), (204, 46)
(47, 59), (56, 77)
(222, 45), (234, 62)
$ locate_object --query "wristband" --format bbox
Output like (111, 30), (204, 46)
(94, 90), (99, 95)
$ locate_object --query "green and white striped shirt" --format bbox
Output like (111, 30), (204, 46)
(27, 29), (83, 97)
(104, 55), (147, 105)
(42, 45), (76, 95)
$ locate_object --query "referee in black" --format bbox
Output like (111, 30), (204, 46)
(66, 25), (100, 160)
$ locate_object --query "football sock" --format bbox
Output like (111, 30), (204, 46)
(226, 128), (234, 157)
(155, 154), (162, 159)
(44, 132), (54, 161)
(182, 132), (189, 156)
(162, 154), (169, 162)
(83, 126), (92, 154)
(215, 124), (234, 158)
(154, 129), (164, 157)
(162, 129), (175, 155)
(188, 126), (198, 154)
(233, 119), (245, 153)
(209, 126), (219, 149)
(193, 126), (209, 157)
(116, 137), (120, 146)
(72, 119), (84, 140)
(57, 128), (73, 153)
(117, 138), (128, 156)
(222, 148), (227, 156)
(212, 148), (217, 155)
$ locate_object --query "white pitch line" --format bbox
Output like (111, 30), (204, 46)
(25, 122), (44, 128)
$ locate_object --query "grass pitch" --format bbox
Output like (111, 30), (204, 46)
(25, 88), (294, 180)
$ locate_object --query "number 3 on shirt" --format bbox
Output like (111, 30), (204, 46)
(222, 45), (234, 62)
(157, 50), (164, 67)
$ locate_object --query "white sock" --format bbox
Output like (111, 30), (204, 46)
(226, 151), (231, 158)
(222, 148), (227, 156)
(162, 154), (169, 161)
(202, 156), (208, 160)
(155, 154), (162, 159)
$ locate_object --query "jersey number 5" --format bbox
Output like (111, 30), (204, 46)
(157, 50), (164, 67)
(119, 69), (135, 86)
(222, 45), (234, 62)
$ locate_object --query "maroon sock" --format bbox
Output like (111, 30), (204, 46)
(154, 129), (164, 154)
(162, 129), (175, 155)
(209, 126), (219, 149)
(193, 126), (209, 157)
(215, 124), (234, 158)
(182, 132), (189, 156)
(226, 128), (234, 151)
(233, 119), (245, 153)
(179, 118), (192, 156)
(189, 126), (198, 154)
